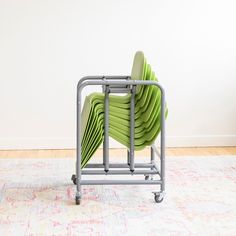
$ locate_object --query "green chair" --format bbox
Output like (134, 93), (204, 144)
(80, 51), (167, 168)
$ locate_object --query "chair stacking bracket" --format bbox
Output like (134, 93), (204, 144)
(71, 76), (166, 205)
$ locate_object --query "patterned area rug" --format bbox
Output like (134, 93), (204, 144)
(0, 156), (236, 236)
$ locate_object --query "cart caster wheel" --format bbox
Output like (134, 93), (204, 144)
(154, 194), (163, 203)
(71, 174), (77, 185)
(75, 196), (81, 205)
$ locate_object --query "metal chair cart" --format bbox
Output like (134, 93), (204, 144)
(71, 76), (166, 205)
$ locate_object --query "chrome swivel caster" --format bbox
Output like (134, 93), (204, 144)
(75, 196), (81, 205)
(153, 191), (165, 203)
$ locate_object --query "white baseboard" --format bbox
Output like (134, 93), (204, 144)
(166, 135), (236, 147)
(0, 138), (75, 150)
(0, 135), (236, 150)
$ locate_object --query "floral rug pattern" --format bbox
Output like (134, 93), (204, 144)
(0, 156), (236, 236)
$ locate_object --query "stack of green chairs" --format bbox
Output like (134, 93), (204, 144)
(80, 51), (167, 168)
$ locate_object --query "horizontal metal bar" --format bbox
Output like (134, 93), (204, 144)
(108, 84), (129, 88)
(80, 180), (162, 185)
(77, 79), (165, 95)
(81, 169), (158, 175)
(80, 75), (130, 81)
(104, 76), (130, 80)
(85, 163), (155, 168)
(109, 88), (131, 93)
(80, 76), (131, 93)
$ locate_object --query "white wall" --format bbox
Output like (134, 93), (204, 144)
(0, 0), (236, 149)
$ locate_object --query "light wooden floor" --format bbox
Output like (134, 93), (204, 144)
(0, 147), (236, 158)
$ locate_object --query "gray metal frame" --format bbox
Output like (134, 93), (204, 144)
(73, 76), (165, 204)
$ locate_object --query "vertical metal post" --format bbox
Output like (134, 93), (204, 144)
(129, 85), (136, 172)
(160, 89), (165, 192)
(76, 86), (82, 202)
(103, 84), (109, 172)
(151, 146), (154, 171)
(127, 150), (130, 165)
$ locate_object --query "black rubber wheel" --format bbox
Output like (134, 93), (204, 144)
(71, 174), (77, 185)
(75, 196), (81, 205)
(154, 194), (163, 203)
